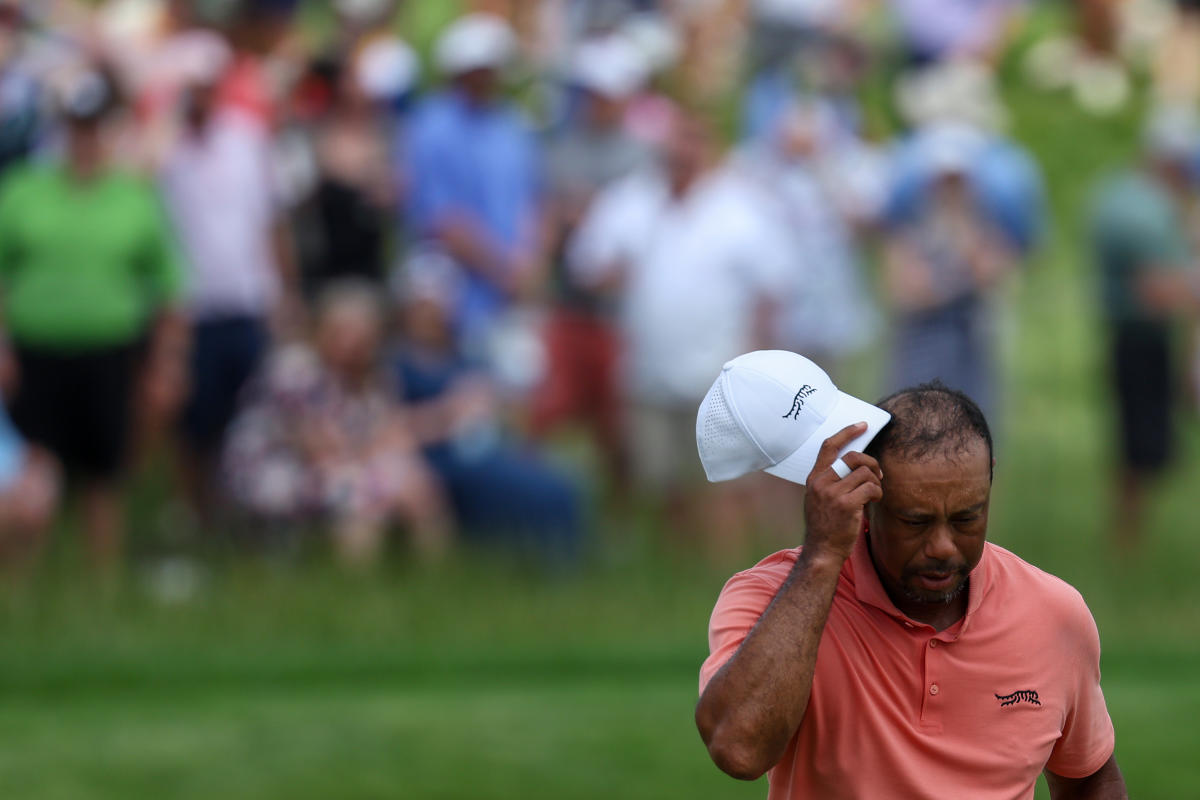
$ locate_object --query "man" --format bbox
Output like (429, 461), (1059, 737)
(159, 31), (295, 519)
(569, 108), (791, 546)
(885, 124), (1026, 424)
(404, 12), (543, 351)
(695, 376), (1125, 797)
(1089, 106), (1200, 549)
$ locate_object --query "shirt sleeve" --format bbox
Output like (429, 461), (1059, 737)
(699, 569), (782, 694)
(566, 179), (642, 288)
(1044, 594), (1116, 779)
(405, 112), (461, 236)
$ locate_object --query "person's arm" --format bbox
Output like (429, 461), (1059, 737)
(694, 424), (883, 780)
(883, 233), (940, 312)
(1045, 755), (1127, 799)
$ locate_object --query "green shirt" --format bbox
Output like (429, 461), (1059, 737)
(1089, 170), (1190, 324)
(0, 164), (184, 349)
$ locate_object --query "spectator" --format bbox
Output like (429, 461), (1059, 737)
(882, 123), (1018, 421)
(222, 279), (450, 564)
(404, 12), (544, 353)
(296, 37), (417, 295)
(529, 35), (650, 489)
(0, 66), (185, 565)
(568, 107), (791, 549)
(1089, 106), (1200, 548)
(158, 31), (296, 521)
(392, 250), (583, 562)
(733, 97), (882, 375)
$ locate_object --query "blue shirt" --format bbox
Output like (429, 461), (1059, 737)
(403, 90), (542, 331)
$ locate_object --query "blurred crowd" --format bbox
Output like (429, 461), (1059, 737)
(0, 0), (1197, 569)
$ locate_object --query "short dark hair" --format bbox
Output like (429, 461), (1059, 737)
(864, 381), (994, 480)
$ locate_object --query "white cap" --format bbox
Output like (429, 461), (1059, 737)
(696, 350), (890, 485)
(571, 36), (648, 100)
(356, 37), (419, 100)
(435, 13), (516, 76)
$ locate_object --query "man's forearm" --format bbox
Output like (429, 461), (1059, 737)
(695, 547), (845, 780)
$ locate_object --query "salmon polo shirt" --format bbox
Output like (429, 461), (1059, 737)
(700, 537), (1115, 800)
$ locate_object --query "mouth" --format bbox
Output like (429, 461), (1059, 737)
(915, 572), (958, 593)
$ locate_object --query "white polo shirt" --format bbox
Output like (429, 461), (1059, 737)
(569, 165), (792, 405)
(160, 110), (281, 321)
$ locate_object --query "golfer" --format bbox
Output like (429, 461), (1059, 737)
(694, 352), (1125, 798)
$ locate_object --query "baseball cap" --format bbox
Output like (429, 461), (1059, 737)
(571, 36), (648, 100)
(696, 350), (890, 485)
(356, 37), (419, 101)
(435, 13), (516, 76)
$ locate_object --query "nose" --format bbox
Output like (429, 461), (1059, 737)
(923, 523), (958, 564)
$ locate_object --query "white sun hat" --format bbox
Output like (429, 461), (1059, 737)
(571, 35), (649, 100)
(435, 12), (516, 76)
(696, 350), (891, 485)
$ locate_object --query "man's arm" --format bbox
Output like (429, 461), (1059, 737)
(694, 424), (882, 781)
(1045, 755), (1127, 799)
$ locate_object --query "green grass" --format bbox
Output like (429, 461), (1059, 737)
(4, 6), (1200, 799)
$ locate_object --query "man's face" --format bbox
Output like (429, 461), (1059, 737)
(867, 439), (991, 615)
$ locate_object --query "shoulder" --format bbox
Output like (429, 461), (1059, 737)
(1092, 171), (1166, 220)
(986, 544), (1096, 634)
(718, 548), (801, 600)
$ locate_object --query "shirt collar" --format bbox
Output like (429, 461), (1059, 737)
(847, 533), (995, 634)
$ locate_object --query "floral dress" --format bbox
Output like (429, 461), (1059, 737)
(223, 345), (424, 523)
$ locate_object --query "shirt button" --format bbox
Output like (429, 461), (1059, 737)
(929, 640), (938, 648)
(930, 684), (940, 695)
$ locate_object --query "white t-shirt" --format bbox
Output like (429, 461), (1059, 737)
(569, 165), (792, 405)
(160, 110), (281, 320)
(731, 145), (880, 358)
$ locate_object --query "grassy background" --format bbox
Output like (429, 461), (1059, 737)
(3, 5), (1200, 799)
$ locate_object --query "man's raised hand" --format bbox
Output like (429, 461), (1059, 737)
(802, 423), (884, 562)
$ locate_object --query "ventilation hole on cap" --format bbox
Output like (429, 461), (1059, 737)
(701, 381), (745, 452)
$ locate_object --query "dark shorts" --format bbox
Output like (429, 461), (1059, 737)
(10, 342), (139, 481)
(1111, 322), (1173, 473)
(182, 316), (268, 453)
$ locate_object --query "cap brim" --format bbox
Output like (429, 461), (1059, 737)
(763, 391), (891, 486)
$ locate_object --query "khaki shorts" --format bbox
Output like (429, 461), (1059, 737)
(627, 403), (707, 493)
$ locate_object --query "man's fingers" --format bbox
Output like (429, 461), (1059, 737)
(841, 451), (883, 482)
(845, 477), (884, 507)
(810, 422), (868, 479)
(832, 465), (881, 496)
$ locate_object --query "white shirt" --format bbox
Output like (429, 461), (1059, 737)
(160, 110), (281, 319)
(570, 165), (791, 405)
(732, 145), (881, 358)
